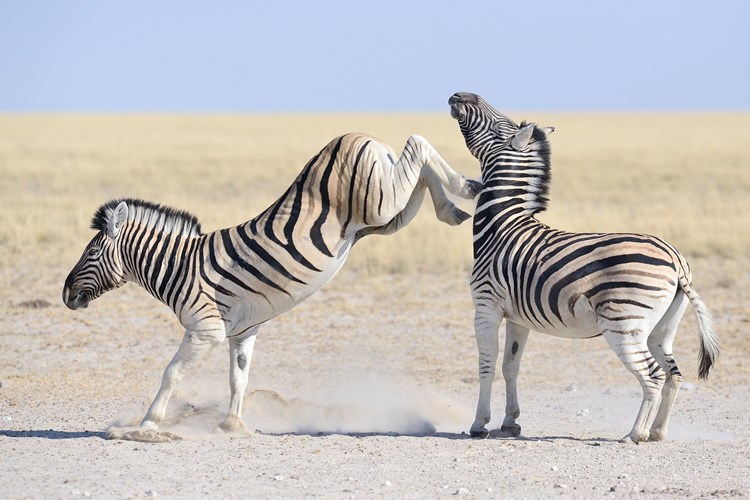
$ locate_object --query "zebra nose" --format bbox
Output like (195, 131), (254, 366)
(449, 92), (479, 105)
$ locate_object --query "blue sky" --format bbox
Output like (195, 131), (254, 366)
(1, 1), (748, 111)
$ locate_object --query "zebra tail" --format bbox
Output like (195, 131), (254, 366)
(678, 273), (719, 379)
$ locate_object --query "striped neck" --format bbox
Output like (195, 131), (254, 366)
(476, 133), (551, 227)
(109, 200), (203, 309)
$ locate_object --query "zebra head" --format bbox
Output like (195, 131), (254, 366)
(62, 201), (129, 310)
(449, 92), (554, 161)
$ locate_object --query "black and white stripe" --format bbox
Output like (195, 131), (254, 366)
(449, 92), (718, 443)
(63, 132), (479, 433)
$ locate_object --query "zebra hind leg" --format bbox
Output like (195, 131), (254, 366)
(647, 291), (689, 441)
(600, 320), (666, 444)
(500, 321), (530, 437)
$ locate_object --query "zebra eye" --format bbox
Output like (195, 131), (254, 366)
(87, 247), (100, 257)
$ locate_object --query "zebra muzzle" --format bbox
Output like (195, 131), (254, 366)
(62, 288), (89, 310)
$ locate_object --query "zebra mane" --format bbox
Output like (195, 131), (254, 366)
(518, 120), (552, 215)
(91, 198), (203, 237)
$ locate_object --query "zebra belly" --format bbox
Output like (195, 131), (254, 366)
(505, 294), (601, 339)
(227, 240), (354, 332)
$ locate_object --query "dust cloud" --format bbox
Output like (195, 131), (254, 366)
(106, 375), (472, 441)
(245, 377), (471, 435)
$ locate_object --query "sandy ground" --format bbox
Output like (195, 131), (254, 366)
(1, 256), (749, 498)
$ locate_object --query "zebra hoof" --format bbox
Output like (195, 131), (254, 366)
(214, 415), (250, 435)
(619, 432), (646, 444)
(451, 207), (471, 225)
(139, 419), (159, 431)
(500, 423), (522, 437)
(648, 429), (667, 442)
(436, 205), (471, 226)
(464, 178), (482, 198)
(469, 427), (490, 439)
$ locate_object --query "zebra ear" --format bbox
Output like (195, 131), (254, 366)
(107, 201), (128, 239)
(540, 126), (555, 136)
(511, 124), (535, 151)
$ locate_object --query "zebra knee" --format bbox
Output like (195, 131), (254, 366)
(162, 364), (183, 389)
(651, 368), (667, 388)
(405, 134), (429, 154)
(187, 329), (225, 346)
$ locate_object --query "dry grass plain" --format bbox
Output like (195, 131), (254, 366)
(1, 112), (749, 498)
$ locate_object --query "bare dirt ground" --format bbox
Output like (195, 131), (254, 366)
(1, 258), (749, 499)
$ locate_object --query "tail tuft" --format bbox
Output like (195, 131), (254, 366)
(680, 276), (719, 379)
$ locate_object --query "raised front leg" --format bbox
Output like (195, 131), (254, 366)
(216, 327), (259, 434)
(500, 321), (530, 437)
(364, 135), (479, 233)
(421, 169), (473, 226)
(356, 172), (466, 241)
(141, 326), (224, 430)
(354, 176), (430, 239)
(471, 305), (503, 438)
(405, 135), (481, 200)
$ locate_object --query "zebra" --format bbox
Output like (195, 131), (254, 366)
(448, 92), (718, 443)
(62, 132), (480, 434)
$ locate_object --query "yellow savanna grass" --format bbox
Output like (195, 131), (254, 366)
(1, 112), (748, 281)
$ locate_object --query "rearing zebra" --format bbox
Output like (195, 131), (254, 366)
(63, 132), (479, 433)
(448, 92), (718, 443)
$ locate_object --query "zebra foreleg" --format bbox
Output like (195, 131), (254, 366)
(354, 178), (429, 240)
(601, 323), (666, 444)
(500, 321), (530, 437)
(362, 135), (478, 234)
(356, 173), (465, 240)
(404, 135), (481, 200)
(141, 327), (224, 430)
(470, 306), (503, 438)
(216, 328), (259, 434)
(421, 168), (472, 226)
(647, 291), (689, 441)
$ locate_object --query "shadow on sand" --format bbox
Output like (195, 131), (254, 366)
(254, 429), (618, 444)
(0, 429), (108, 440)
(0, 427), (618, 445)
